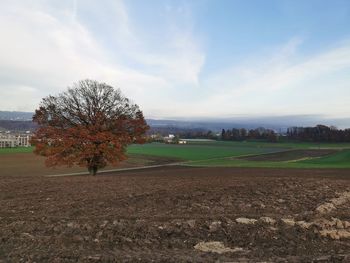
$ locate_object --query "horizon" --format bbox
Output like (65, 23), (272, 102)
(1, 110), (350, 129)
(1, 1), (350, 119)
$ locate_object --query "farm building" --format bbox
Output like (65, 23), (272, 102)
(163, 134), (175, 143)
(163, 134), (187, 144)
(0, 134), (31, 148)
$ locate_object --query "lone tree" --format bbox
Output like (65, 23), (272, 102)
(31, 79), (149, 175)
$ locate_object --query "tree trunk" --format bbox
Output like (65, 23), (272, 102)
(88, 166), (98, 176)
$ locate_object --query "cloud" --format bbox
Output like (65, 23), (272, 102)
(194, 38), (350, 118)
(0, 1), (348, 120)
(0, 0), (204, 112)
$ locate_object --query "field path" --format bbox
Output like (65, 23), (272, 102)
(45, 162), (185, 177)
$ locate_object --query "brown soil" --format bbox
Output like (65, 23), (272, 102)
(0, 153), (180, 177)
(238, 149), (338, 162)
(1, 167), (350, 262)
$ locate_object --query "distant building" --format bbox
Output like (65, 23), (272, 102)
(0, 134), (31, 148)
(163, 134), (187, 144)
(164, 134), (175, 143)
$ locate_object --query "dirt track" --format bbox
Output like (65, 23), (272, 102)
(1, 166), (350, 262)
(238, 149), (338, 162)
(0, 153), (180, 177)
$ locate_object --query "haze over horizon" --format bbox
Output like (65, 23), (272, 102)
(1, 0), (350, 120)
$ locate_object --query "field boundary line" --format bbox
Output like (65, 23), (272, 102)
(44, 149), (288, 177)
(44, 162), (185, 177)
(181, 148), (291, 165)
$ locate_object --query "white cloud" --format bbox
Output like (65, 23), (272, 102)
(0, 1), (348, 119)
(0, 0), (204, 113)
(194, 38), (350, 118)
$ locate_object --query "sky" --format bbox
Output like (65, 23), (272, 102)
(1, 0), (350, 120)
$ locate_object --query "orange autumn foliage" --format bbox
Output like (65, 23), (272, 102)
(31, 80), (149, 175)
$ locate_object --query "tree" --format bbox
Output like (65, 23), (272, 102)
(239, 128), (247, 139)
(221, 129), (226, 140)
(31, 79), (149, 175)
(173, 135), (180, 144)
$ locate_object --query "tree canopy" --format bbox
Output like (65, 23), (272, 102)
(31, 79), (149, 175)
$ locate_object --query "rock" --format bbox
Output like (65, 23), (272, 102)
(194, 241), (244, 254)
(330, 191), (350, 206)
(87, 255), (101, 260)
(209, 221), (221, 232)
(316, 203), (336, 214)
(313, 219), (335, 228)
(335, 219), (344, 229)
(225, 218), (234, 225)
(316, 191), (350, 214)
(281, 218), (295, 226)
(296, 221), (313, 229)
(67, 222), (80, 229)
(314, 218), (350, 229)
(20, 233), (34, 240)
(236, 218), (257, 225)
(337, 230), (350, 239)
(319, 229), (350, 240)
(313, 255), (333, 262)
(193, 203), (210, 210)
(344, 221), (350, 228)
(260, 217), (276, 225)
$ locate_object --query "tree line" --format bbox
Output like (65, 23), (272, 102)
(148, 126), (278, 142)
(287, 125), (350, 142)
(149, 124), (350, 143)
(221, 127), (278, 142)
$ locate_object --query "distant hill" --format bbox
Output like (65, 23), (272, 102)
(0, 111), (35, 131)
(0, 120), (37, 131)
(148, 116), (350, 131)
(0, 111), (33, 121)
(147, 119), (283, 132)
(0, 111), (349, 132)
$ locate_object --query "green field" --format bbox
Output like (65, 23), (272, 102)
(2, 140), (350, 168)
(186, 150), (350, 168)
(127, 141), (286, 161)
(0, 147), (34, 154)
(128, 141), (350, 168)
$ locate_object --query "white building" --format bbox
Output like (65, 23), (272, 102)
(0, 134), (31, 148)
(163, 134), (187, 144)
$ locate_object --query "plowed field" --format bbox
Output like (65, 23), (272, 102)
(1, 166), (350, 262)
